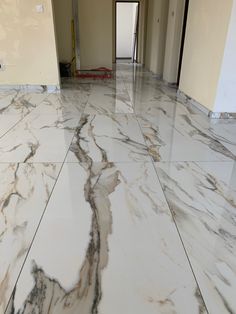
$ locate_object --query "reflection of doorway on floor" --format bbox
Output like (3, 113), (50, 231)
(116, 2), (139, 63)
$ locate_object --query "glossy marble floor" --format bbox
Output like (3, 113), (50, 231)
(1, 63), (236, 314)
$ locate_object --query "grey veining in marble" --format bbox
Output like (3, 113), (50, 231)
(0, 111), (78, 163)
(137, 102), (236, 162)
(67, 113), (151, 162)
(0, 63), (236, 314)
(0, 163), (61, 312)
(0, 90), (48, 139)
(155, 161), (236, 314)
(84, 82), (134, 114)
(6, 162), (207, 314)
(0, 90), (47, 116)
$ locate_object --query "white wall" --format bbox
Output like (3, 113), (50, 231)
(0, 0), (59, 86)
(116, 3), (137, 58)
(145, 0), (169, 75)
(163, 0), (185, 83)
(214, 0), (236, 113)
(179, 0), (233, 111)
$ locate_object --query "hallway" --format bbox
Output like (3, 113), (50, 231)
(1, 63), (236, 313)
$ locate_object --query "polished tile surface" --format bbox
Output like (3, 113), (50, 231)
(0, 163), (61, 312)
(6, 163), (206, 314)
(1, 63), (236, 313)
(155, 161), (236, 314)
(67, 114), (150, 163)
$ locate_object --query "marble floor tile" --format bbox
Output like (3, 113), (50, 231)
(66, 114), (151, 162)
(191, 117), (236, 156)
(0, 115), (23, 139)
(61, 78), (92, 92)
(134, 93), (176, 115)
(35, 92), (88, 117)
(0, 90), (47, 116)
(155, 161), (236, 314)
(0, 163), (61, 313)
(0, 90), (50, 141)
(211, 123), (236, 156)
(6, 162), (207, 314)
(84, 84), (134, 114)
(1, 64), (236, 314)
(0, 112), (77, 163)
(137, 107), (236, 161)
(0, 90), (18, 113)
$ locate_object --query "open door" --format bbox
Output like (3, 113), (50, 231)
(116, 1), (139, 63)
(132, 3), (139, 62)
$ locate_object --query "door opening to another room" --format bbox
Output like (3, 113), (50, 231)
(177, 0), (189, 85)
(116, 1), (139, 63)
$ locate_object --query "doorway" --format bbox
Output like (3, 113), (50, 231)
(177, 0), (189, 85)
(115, 1), (140, 63)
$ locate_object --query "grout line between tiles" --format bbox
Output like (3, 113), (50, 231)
(4, 162), (64, 313)
(0, 160), (234, 165)
(3, 109), (83, 314)
(151, 162), (210, 314)
(0, 93), (48, 142)
(2, 71), (236, 312)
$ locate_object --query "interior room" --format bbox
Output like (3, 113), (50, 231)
(0, 0), (236, 313)
(116, 2), (139, 62)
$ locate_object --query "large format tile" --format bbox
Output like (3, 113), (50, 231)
(1, 65), (236, 314)
(0, 91), (49, 139)
(6, 162), (206, 314)
(194, 118), (236, 156)
(61, 78), (92, 93)
(155, 161), (236, 314)
(35, 92), (87, 118)
(84, 84), (134, 114)
(0, 115), (23, 139)
(0, 163), (61, 313)
(138, 105), (236, 161)
(134, 93), (178, 116)
(0, 111), (78, 163)
(67, 114), (151, 162)
(0, 90), (47, 116)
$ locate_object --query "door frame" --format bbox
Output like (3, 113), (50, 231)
(115, 1), (140, 62)
(177, 0), (189, 85)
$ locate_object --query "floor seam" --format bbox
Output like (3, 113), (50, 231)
(3, 102), (79, 312)
(0, 93), (48, 141)
(151, 162), (210, 314)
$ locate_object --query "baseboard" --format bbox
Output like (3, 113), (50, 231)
(0, 84), (60, 93)
(150, 72), (162, 80)
(163, 80), (178, 88)
(177, 90), (236, 119)
(208, 112), (236, 119)
(177, 90), (211, 116)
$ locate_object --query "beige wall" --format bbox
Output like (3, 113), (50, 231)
(0, 0), (59, 86)
(78, 0), (112, 70)
(179, 0), (233, 111)
(163, 0), (185, 83)
(145, 0), (169, 75)
(53, 0), (73, 63)
(138, 0), (148, 64)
